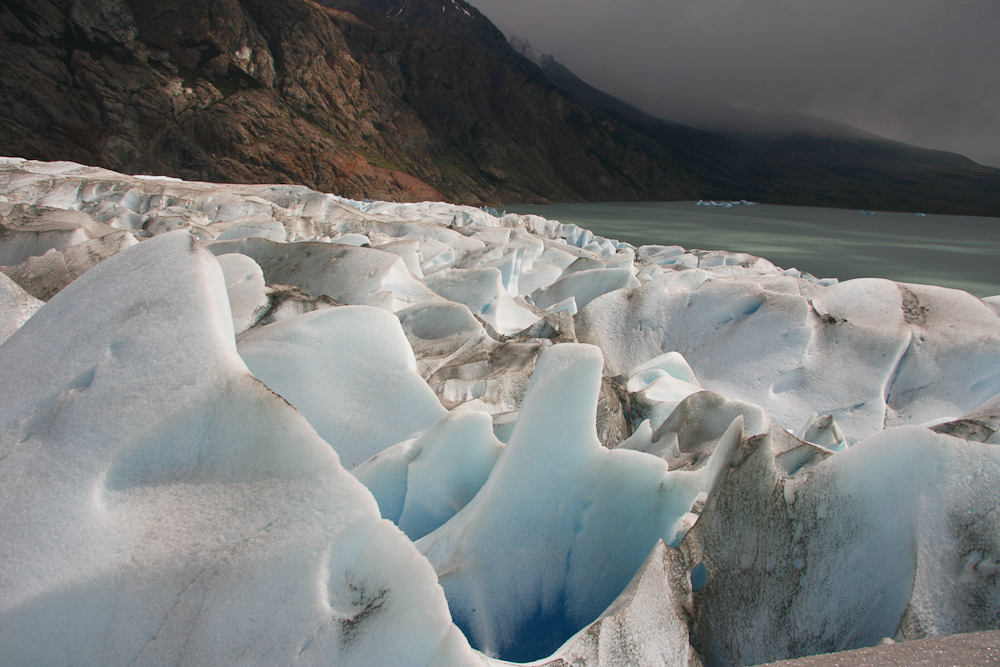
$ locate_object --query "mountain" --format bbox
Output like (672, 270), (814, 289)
(507, 35), (1000, 216)
(0, 0), (704, 205)
(510, 36), (877, 141)
(2, 0), (1000, 214)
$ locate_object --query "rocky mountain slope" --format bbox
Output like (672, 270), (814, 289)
(2, 0), (1000, 214)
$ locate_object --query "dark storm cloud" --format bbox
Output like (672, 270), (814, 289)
(468, 0), (1000, 168)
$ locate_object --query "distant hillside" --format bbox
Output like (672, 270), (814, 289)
(2, 0), (999, 215)
(507, 35), (1000, 216)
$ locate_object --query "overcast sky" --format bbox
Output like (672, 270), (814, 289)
(467, 0), (1000, 168)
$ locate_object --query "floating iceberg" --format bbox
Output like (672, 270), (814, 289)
(2, 158), (1000, 666)
(696, 199), (757, 207)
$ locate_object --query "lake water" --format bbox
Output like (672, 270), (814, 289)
(504, 201), (1000, 298)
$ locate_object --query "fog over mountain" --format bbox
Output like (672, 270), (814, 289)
(471, 0), (1000, 169)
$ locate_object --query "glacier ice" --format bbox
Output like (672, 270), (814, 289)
(531, 266), (641, 312)
(416, 343), (741, 662)
(576, 273), (1000, 443)
(3, 157), (1000, 666)
(236, 305), (447, 469)
(0, 270), (42, 344)
(624, 351), (705, 431)
(218, 252), (269, 335)
(209, 237), (439, 311)
(530, 540), (700, 667)
(0, 203), (118, 265)
(0, 230), (481, 667)
(678, 420), (1000, 666)
(0, 230), (138, 300)
(353, 410), (504, 541)
(423, 267), (540, 335)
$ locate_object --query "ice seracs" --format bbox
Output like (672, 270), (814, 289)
(532, 540), (701, 667)
(209, 237), (440, 312)
(422, 267), (539, 335)
(3, 157), (1000, 666)
(0, 231), (481, 667)
(416, 344), (741, 662)
(236, 305), (447, 469)
(577, 273), (1000, 444)
(353, 410), (504, 541)
(624, 351), (705, 431)
(0, 203), (119, 265)
(677, 419), (1000, 666)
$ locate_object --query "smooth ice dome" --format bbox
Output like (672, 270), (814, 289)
(2, 158), (1000, 667)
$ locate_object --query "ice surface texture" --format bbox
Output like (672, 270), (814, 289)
(3, 158), (1000, 666)
(0, 271), (41, 344)
(417, 343), (738, 661)
(0, 231), (486, 667)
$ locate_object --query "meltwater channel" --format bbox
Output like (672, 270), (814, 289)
(504, 202), (1000, 298)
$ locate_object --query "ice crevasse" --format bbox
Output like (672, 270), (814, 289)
(3, 158), (1000, 666)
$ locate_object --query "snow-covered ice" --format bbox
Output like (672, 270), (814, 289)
(3, 157), (1000, 666)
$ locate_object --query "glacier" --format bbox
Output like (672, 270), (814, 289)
(2, 157), (1000, 666)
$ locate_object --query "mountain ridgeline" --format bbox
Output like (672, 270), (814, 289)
(1, 0), (999, 214)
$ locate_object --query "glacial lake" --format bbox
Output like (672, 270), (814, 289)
(503, 201), (1000, 298)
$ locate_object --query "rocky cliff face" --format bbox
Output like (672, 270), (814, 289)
(0, 0), (709, 205)
(0, 0), (452, 201)
(2, 0), (1000, 213)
